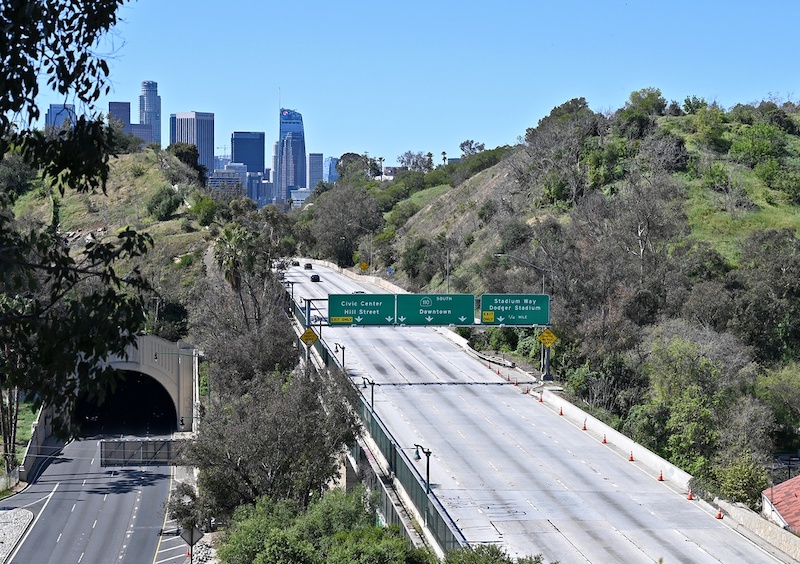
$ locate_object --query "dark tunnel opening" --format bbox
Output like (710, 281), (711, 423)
(74, 370), (177, 437)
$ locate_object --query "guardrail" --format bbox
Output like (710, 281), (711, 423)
(291, 293), (468, 554)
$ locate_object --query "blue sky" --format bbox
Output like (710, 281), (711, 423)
(40, 0), (800, 166)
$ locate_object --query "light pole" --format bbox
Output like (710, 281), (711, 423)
(414, 443), (432, 527)
(334, 342), (346, 372)
(494, 253), (551, 380)
(494, 253), (546, 294)
(413, 444), (432, 494)
(361, 377), (375, 409)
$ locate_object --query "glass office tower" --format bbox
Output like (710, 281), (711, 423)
(139, 81), (161, 146)
(275, 108), (306, 202)
(231, 132), (266, 175)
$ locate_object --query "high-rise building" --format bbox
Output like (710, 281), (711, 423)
(274, 108), (306, 202)
(323, 156), (339, 183)
(44, 104), (76, 129)
(231, 132), (266, 175)
(130, 123), (153, 144)
(108, 102), (131, 133)
(139, 81), (161, 146)
(307, 153), (323, 191)
(170, 112), (215, 175)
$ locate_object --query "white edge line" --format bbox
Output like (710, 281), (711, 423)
(8, 482), (59, 562)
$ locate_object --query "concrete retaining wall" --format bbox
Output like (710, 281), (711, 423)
(718, 499), (800, 561)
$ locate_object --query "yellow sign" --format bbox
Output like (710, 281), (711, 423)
(538, 328), (558, 348)
(360, 261), (369, 271)
(330, 316), (353, 324)
(300, 327), (318, 346)
(482, 311), (495, 323)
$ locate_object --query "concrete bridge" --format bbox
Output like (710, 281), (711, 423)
(108, 334), (200, 433)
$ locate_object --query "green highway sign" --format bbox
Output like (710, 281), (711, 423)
(480, 294), (550, 326)
(396, 294), (475, 325)
(328, 294), (395, 326)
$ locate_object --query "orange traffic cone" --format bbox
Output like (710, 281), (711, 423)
(582, 419), (587, 431)
(538, 392), (543, 402)
(514, 378), (518, 386)
(488, 363), (492, 369)
(559, 406), (563, 416)
(497, 368), (501, 375)
(687, 488), (694, 500)
(602, 434), (607, 444)
(716, 508), (723, 519)
(629, 451), (635, 462)
(524, 387), (529, 394)
(658, 470), (664, 481)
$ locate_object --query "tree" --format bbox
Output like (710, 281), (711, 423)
(460, 140), (485, 157)
(519, 99), (601, 204)
(0, 0), (153, 436)
(146, 185), (182, 220)
(310, 184), (382, 266)
(166, 142), (207, 184)
(183, 368), (359, 518)
(397, 151), (431, 172)
(218, 486), (435, 564)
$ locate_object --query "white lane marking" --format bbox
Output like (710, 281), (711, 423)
(9, 483), (60, 562)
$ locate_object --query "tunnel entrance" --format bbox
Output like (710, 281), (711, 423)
(75, 370), (177, 437)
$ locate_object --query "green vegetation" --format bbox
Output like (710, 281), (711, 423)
(7, 0), (800, 554)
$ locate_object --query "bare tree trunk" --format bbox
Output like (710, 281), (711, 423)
(0, 381), (19, 472)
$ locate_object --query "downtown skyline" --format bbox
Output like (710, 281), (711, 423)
(33, 0), (800, 167)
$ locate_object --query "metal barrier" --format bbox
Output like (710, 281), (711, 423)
(100, 439), (180, 466)
(290, 290), (468, 554)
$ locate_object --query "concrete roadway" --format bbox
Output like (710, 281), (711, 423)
(288, 263), (785, 562)
(4, 438), (171, 564)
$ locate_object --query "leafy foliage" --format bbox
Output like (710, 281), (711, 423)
(0, 0), (155, 435)
(146, 185), (182, 220)
(217, 485), (435, 564)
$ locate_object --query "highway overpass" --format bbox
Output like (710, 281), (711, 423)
(285, 260), (795, 563)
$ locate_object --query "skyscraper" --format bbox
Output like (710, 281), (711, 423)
(108, 102), (131, 133)
(307, 153), (323, 191)
(323, 156), (339, 183)
(275, 109), (306, 202)
(139, 81), (161, 146)
(231, 132), (266, 175)
(44, 104), (76, 129)
(170, 112), (215, 174)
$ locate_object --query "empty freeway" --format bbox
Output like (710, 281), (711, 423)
(287, 261), (787, 563)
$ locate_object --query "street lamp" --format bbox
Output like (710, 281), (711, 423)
(494, 253), (551, 380)
(334, 342), (346, 372)
(361, 377), (375, 409)
(413, 443), (432, 494)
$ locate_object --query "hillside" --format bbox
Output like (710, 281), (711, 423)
(11, 89), (800, 508)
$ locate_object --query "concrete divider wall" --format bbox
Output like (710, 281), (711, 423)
(19, 404), (53, 482)
(718, 499), (800, 561)
(542, 389), (693, 489)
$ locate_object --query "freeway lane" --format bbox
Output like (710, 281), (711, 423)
(296, 264), (783, 562)
(5, 439), (170, 563)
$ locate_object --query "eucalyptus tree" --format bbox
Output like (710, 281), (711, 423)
(1, 0), (152, 436)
